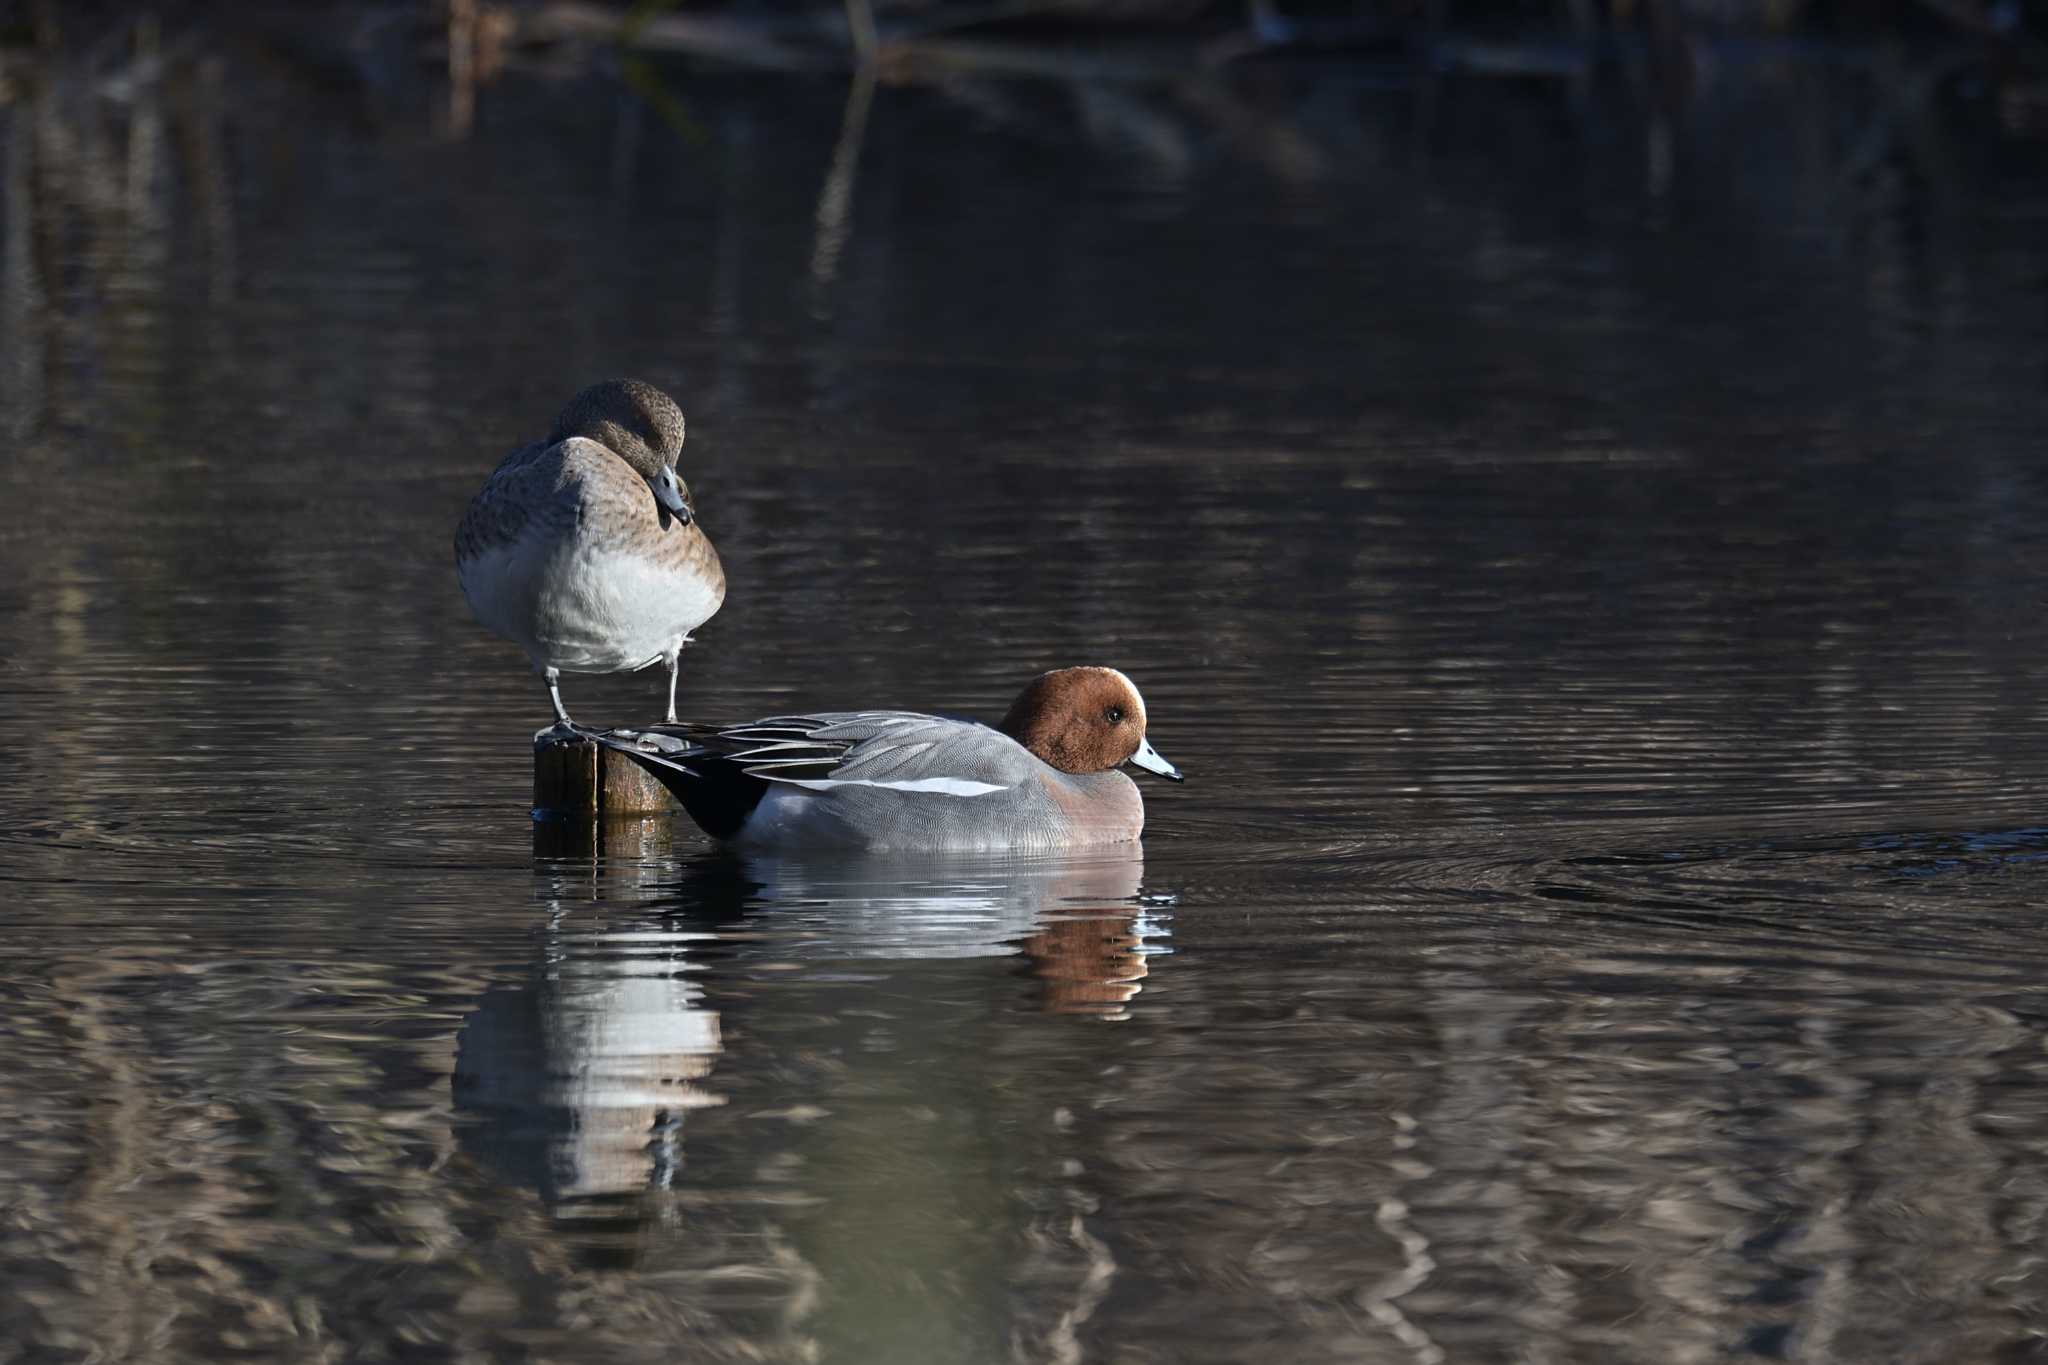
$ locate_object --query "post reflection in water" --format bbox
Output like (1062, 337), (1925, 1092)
(453, 843), (1164, 1216)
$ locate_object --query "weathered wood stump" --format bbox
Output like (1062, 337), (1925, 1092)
(532, 811), (679, 861)
(531, 727), (688, 860)
(533, 726), (681, 818)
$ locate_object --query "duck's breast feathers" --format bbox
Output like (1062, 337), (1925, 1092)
(457, 437), (719, 575)
(717, 712), (1040, 796)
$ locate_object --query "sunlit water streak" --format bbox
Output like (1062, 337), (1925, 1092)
(3, 41), (2048, 1364)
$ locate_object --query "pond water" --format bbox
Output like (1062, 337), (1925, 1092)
(4, 39), (2048, 1363)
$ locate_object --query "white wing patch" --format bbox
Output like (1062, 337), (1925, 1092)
(780, 776), (1008, 798)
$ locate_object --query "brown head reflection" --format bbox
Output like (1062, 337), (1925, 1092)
(1023, 912), (1148, 1016)
(1015, 855), (1154, 1019)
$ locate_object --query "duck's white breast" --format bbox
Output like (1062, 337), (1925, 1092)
(462, 532), (721, 672)
(529, 538), (724, 670)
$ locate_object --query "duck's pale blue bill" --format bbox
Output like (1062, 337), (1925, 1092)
(1130, 737), (1184, 782)
(655, 465), (693, 525)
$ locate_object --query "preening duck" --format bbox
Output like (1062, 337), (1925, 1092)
(456, 380), (725, 727)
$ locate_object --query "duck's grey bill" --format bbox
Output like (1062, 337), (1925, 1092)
(655, 468), (693, 524)
(1130, 737), (1183, 782)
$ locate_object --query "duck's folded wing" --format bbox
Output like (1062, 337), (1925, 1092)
(455, 440), (582, 558)
(722, 712), (1034, 796)
(599, 712), (1038, 843)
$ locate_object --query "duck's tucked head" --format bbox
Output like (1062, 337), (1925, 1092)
(550, 379), (696, 526)
(999, 667), (1183, 781)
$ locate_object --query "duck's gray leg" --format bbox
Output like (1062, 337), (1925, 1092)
(545, 667), (572, 726)
(663, 646), (682, 726)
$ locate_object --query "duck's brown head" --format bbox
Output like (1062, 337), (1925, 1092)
(998, 667), (1181, 781)
(552, 379), (696, 526)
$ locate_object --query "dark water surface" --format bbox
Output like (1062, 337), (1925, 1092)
(5, 45), (2048, 1363)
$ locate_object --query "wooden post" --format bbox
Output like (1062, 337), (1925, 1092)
(533, 728), (679, 818)
(532, 812), (678, 861)
(532, 728), (684, 860)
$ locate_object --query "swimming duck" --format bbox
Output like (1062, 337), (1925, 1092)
(602, 667), (1182, 852)
(455, 380), (725, 727)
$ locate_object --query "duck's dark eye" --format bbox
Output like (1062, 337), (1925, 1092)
(1105, 705), (1125, 724)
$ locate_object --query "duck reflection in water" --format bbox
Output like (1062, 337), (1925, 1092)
(452, 849), (1162, 1208)
(738, 848), (1158, 1018)
(452, 916), (726, 1206)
